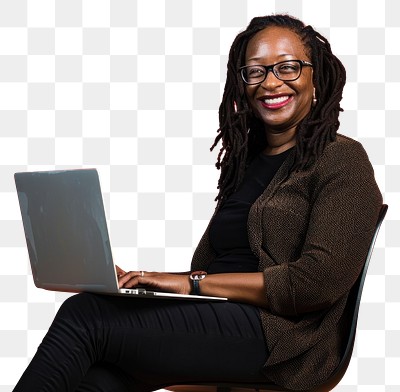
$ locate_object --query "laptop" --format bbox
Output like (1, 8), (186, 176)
(14, 169), (226, 302)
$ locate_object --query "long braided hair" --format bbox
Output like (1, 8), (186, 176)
(211, 14), (346, 203)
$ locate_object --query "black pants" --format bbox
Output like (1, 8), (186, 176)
(13, 293), (268, 392)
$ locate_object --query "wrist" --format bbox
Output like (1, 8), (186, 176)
(189, 271), (207, 295)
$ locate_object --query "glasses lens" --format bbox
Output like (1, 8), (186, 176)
(241, 65), (266, 84)
(274, 61), (301, 81)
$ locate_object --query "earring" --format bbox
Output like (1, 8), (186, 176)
(233, 101), (238, 113)
(312, 88), (317, 107)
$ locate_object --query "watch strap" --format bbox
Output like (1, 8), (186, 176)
(190, 271), (207, 296)
(191, 278), (200, 295)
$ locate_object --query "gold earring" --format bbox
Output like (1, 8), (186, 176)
(312, 88), (317, 107)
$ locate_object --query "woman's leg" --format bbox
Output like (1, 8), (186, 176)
(75, 364), (136, 392)
(76, 364), (170, 392)
(14, 293), (109, 392)
(14, 293), (268, 392)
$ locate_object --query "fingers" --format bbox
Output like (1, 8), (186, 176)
(116, 266), (148, 283)
(118, 271), (152, 288)
(115, 265), (127, 277)
(117, 271), (138, 287)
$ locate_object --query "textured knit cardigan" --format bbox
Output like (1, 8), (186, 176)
(190, 135), (382, 391)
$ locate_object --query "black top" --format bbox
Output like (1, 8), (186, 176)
(208, 149), (291, 274)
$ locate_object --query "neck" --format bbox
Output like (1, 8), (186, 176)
(263, 128), (297, 155)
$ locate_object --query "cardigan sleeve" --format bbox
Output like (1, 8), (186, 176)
(263, 139), (382, 317)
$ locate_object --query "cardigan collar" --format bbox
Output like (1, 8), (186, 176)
(247, 148), (296, 265)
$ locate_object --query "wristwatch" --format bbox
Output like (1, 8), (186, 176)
(190, 270), (207, 295)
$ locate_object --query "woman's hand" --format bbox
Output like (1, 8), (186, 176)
(115, 266), (268, 307)
(117, 270), (192, 296)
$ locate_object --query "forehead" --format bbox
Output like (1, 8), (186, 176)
(245, 26), (310, 62)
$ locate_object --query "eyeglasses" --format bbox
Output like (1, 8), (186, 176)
(239, 60), (313, 85)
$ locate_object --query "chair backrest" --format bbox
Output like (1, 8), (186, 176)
(317, 203), (388, 391)
(166, 204), (388, 392)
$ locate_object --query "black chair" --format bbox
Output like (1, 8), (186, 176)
(166, 204), (388, 392)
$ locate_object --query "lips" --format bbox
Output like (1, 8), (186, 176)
(259, 94), (293, 110)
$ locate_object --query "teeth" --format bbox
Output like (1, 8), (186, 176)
(264, 96), (289, 105)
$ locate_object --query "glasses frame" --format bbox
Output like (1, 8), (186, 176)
(239, 60), (313, 85)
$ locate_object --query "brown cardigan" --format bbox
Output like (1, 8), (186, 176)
(190, 135), (382, 390)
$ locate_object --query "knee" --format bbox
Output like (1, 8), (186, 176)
(55, 293), (102, 329)
(58, 292), (96, 313)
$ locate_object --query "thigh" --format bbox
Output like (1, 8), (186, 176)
(94, 295), (268, 387)
(76, 363), (164, 392)
(76, 364), (134, 392)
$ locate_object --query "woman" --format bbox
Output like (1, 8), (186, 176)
(14, 14), (382, 392)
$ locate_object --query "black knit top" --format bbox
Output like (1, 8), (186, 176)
(208, 149), (291, 274)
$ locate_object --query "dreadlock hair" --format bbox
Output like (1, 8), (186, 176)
(211, 14), (346, 203)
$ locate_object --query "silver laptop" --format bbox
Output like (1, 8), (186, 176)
(14, 169), (226, 301)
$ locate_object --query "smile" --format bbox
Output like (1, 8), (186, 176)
(259, 95), (293, 109)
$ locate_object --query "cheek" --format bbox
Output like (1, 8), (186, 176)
(295, 80), (314, 109)
(301, 76), (314, 101)
(301, 87), (314, 106)
(244, 86), (259, 108)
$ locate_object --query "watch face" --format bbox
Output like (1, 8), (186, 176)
(190, 271), (207, 281)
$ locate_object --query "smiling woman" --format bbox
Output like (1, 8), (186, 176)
(13, 14), (382, 392)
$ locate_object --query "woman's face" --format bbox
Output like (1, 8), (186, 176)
(244, 26), (314, 135)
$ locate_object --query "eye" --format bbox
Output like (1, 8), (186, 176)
(276, 62), (300, 74)
(246, 66), (265, 79)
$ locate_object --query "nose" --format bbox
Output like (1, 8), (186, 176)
(260, 70), (284, 90)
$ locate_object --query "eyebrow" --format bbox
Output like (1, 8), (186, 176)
(246, 54), (295, 62)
